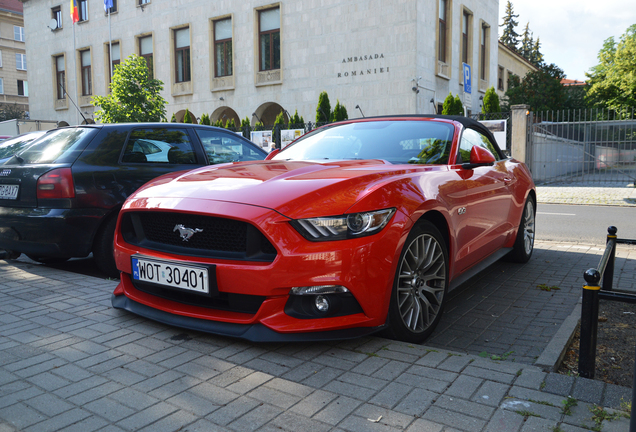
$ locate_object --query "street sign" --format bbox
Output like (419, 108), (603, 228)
(463, 63), (472, 94)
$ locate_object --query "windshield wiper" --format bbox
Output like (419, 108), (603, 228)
(13, 154), (24, 163)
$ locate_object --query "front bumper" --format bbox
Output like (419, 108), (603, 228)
(112, 198), (410, 339)
(111, 293), (385, 342)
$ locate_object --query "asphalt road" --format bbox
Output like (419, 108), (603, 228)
(536, 203), (636, 245)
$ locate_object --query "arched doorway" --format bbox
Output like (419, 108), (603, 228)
(173, 109), (199, 124)
(252, 102), (289, 127)
(211, 107), (240, 128)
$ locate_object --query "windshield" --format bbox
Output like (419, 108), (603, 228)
(14, 128), (96, 164)
(272, 120), (455, 165)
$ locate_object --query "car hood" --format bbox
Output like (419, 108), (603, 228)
(130, 160), (447, 218)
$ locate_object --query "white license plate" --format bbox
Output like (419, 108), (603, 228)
(0, 185), (18, 200)
(132, 256), (211, 295)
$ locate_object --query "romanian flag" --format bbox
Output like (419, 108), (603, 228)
(70, 0), (79, 23)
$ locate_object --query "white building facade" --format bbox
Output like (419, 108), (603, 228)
(22, 0), (500, 126)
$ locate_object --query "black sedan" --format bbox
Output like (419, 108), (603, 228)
(0, 123), (267, 277)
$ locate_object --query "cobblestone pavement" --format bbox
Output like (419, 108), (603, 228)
(1, 240), (633, 432)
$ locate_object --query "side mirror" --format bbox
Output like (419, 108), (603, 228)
(462, 146), (495, 169)
(265, 148), (281, 160)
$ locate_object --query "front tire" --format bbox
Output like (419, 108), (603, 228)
(505, 196), (536, 263)
(386, 221), (448, 343)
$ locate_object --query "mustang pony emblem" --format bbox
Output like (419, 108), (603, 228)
(173, 224), (203, 241)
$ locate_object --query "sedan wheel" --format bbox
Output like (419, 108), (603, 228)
(387, 221), (448, 343)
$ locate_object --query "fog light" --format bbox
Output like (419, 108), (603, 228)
(315, 295), (330, 312)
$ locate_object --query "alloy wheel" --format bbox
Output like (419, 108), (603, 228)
(396, 233), (447, 333)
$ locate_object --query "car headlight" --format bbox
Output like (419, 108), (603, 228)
(291, 208), (396, 241)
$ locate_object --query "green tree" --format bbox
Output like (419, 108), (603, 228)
(442, 93), (455, 115)
(289, 110), (305, 129)
(226, 118), (236, 129)
(171, 113), (176, 122)
(482, 87), (501, 113)
(454, 95), (464, 115)
(499, 1), (520, 51)
(504, 63), (567, 112)
(520, 23), (533, 59)
(183, 109), (193, 124)
(316, 91), (332, 123)
(200, 113), (210, 125)
(586, 24), (636, 112)
(531, 37), (544, 66)
(442, 93), (463, 115)
(92, 54), (166, 123)
(0, 103), (25, 121)
(331, 100), (349, 122)
(241, 117), (251, 138)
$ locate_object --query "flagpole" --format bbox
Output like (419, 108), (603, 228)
(73, 22), (79, 125)
(108, 9), (112, 82)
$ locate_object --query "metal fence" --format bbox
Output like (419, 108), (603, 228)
(528, 108), (636, 185)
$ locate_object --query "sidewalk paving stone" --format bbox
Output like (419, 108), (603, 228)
(1, 187), (634, 432)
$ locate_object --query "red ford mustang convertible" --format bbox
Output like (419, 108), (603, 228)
(111, 115), (536, 343)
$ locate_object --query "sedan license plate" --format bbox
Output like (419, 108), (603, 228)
(0, 185), (18, 200)
(132, 256), (213, 295)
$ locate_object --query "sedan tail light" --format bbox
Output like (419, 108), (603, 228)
(37, 168), (75, 199)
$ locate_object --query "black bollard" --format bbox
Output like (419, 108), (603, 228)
(602, 226), (617, 291)
(578, 269), (601, 379)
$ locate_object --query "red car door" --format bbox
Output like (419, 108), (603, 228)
(453, 128), (513, 273)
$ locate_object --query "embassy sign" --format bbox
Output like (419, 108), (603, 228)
(337, 53), (390, 78)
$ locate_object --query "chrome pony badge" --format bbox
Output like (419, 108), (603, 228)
(0, 169), (11, 176)
(173, 224), (203, 241)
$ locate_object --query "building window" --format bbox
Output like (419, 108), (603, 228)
(259, 8), (280, 71)
(17, 80), (28, 97)
(461, 10), (472, 65)
(15, 53), (26, 71)
(438, 0), (447, 63)
(139, 0), (150, 5)
(0, 78), (3, 94)
(106, 0), (117, 13)
(174, 27), (191, 83)
(139, 36), (153, 79)
(14, 26), (25, 42)
(79, 0), (88, 22)
(480, 24), (490, 81)
(52, 7), (62, 29)
(55, 55), (66, 99)
(80, 49), (92, 95)
(214, 18), (233, 77)
(107, 42), (120, 82)
(0, 51), (3, 68)
(498, 66), (504, 90)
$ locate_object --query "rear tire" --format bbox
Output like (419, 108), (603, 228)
(93, 216), (119, 279)
(505, 196), (536, 263)
(385, 221), (448, 343)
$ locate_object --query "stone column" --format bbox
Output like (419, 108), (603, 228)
(510, 104), (530, 163)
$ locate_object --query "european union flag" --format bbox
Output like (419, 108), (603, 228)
(104, 0), (113, 12)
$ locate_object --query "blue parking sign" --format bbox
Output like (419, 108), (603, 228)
(463, 63), (472, 94)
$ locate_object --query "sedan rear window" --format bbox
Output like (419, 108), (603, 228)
(273, 120), (455, 164)
(15, 128), (96, 164)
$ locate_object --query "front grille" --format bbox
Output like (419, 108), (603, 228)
(133, 280), (265, 314)
(121, 211), (277, 261)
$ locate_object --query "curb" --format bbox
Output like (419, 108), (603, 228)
(535, 297), (582, 371)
